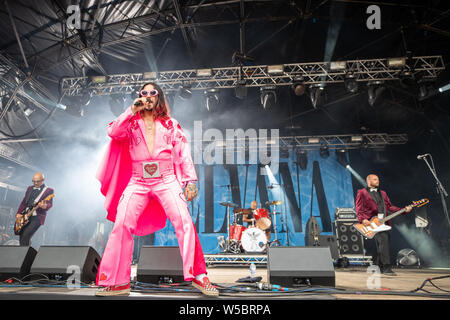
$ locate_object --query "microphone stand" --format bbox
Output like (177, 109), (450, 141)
(419, 155), (450, 228)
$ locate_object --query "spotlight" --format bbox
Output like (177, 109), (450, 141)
(179, 83), (192, 100)
(296, 149), (308, 170)
(292, 76), (306, 96)
(235, 79), (247, 99)
(79, 89), (92, 106)
(336, 149), (348, 168)
(418, 80), (436, 101)
(280, 147), (290, 158)
(344, 74), (358, 93)
(309, 83), (325, 109)
(367, 81), (385, 107)
(260, 85), (277, 109)
(23, 107), (34, 117)
(319, 145), (329, 158)
(204, 88), (219, 111)
(397, 249), (420, 266)
(109, 95), (125, 117)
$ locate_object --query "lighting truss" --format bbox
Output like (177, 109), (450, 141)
(191, 133), (408, 152)
(60, 56), (445, 97)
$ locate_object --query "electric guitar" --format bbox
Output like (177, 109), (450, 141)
(14, 193), (55, 235)
(353, 198), (429, 239)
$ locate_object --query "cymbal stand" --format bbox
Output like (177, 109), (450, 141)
(269, 204), (281, 247)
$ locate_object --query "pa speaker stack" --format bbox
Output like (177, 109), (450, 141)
(267, 246), (335, 287)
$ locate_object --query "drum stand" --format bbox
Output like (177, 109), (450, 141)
(268, 204), (281, 247)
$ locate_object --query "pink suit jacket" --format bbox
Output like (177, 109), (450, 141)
(355, 188), (403, 226)
(96, 107), (197, 236)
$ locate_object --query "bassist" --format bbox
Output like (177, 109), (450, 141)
(355, 174), (412, 276)
(15, 172), (54, 246)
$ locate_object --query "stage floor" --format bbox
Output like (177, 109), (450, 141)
(0, 265), (449, 300)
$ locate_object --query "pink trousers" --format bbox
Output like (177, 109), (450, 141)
(96, 172), (206, 286)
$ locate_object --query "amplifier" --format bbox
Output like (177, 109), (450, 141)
(335, 208), (357, 220)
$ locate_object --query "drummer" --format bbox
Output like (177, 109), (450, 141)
(242, 201), (271, 243)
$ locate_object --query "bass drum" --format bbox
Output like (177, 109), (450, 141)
(241, 227), (267, 253)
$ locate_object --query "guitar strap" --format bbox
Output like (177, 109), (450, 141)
(31, 186), (49, 216)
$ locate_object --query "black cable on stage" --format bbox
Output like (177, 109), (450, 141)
(412, 275), (450, 294)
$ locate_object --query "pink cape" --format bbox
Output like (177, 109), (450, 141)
(96, 137), (184, 236)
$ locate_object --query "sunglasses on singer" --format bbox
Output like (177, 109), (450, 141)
(140, 89), (159, 97)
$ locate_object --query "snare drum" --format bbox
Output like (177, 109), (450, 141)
(229, 224), (246, 242)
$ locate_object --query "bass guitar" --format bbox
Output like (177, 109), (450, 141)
(353, 198), (429, 239)
(14, 193), (55, 235)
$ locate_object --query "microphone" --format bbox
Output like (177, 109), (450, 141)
(134, 97), (151, 107)
(417, 153), (430, 160)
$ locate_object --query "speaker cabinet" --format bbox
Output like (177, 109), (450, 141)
(137, 246), (184, 284)
(30, 246), (100, 283)
(0, 246), (37, 281)
(318, 235), (339, 260)
(335, 220), (364, 255)
(268, 246), (335, 287)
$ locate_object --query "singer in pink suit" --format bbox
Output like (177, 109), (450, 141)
(95, 82), (218, 296)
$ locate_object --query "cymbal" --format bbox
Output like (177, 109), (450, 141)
(267, 200), (282, 206)
(233, 208), (252, 214)
(219, 202), (239, 208)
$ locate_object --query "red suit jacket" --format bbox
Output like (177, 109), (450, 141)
(355, 188), (402, 226)
(16, 186), (54, 225)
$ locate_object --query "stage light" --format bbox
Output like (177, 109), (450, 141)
(79, 89), (92, 106)
(90, 75), (106, 84)
(267, 65), (284, 75)
(296, 149), (308, 170)
(344, 74), (358, 93)
(330, 61), (346, 71)
(307, 137), (320, 144)
(204, 88), (219, 111)
(280, 147), (289, 158)
(235, 79), (247, 99)
(350, 135), (363, 143)
(336, 149), (348, 168)
(260, 85), (277, 109)
(388, 57), (406, 68)
(438, 83), (450, 93)
(320, 145), (329, 158)
(367, 81), (385, 107)
(292, 76), (306, 96)
(397, 249), (420, 266)
(109, 95), (125, 117)
(179, 83), (192, 100)
(23, 107), (34, 117)
(196, 69), (212, 77)
(309, 83), (325, 109)
(65, 104), (84, 117)
(143, 72), (157, 80)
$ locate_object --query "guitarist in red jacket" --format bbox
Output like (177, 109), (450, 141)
(15, 172), (54, 246)
(355, 174), (412, 276)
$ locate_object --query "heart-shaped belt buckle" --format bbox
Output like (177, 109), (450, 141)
(142, 162), (161, 178)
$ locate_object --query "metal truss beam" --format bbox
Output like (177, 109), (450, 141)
(60, 55), (445, 97)
(192, 133), (408, 152)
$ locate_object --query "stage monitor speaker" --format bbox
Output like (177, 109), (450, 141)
(267, 246), (335, 287)
(30, 246), (100, 283)
(0, 246), (37, 281)
(318, 235), (339, 260)
(137, 246), (184, 284)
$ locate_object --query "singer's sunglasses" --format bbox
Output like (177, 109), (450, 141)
(139, 89), (159, 97)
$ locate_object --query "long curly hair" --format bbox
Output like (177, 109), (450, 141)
(138, 82), (171, 120)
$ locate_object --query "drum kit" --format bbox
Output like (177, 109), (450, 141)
(219, 200), (283, 254)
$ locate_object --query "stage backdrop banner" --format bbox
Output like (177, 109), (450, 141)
(153, 150), (355, 253)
